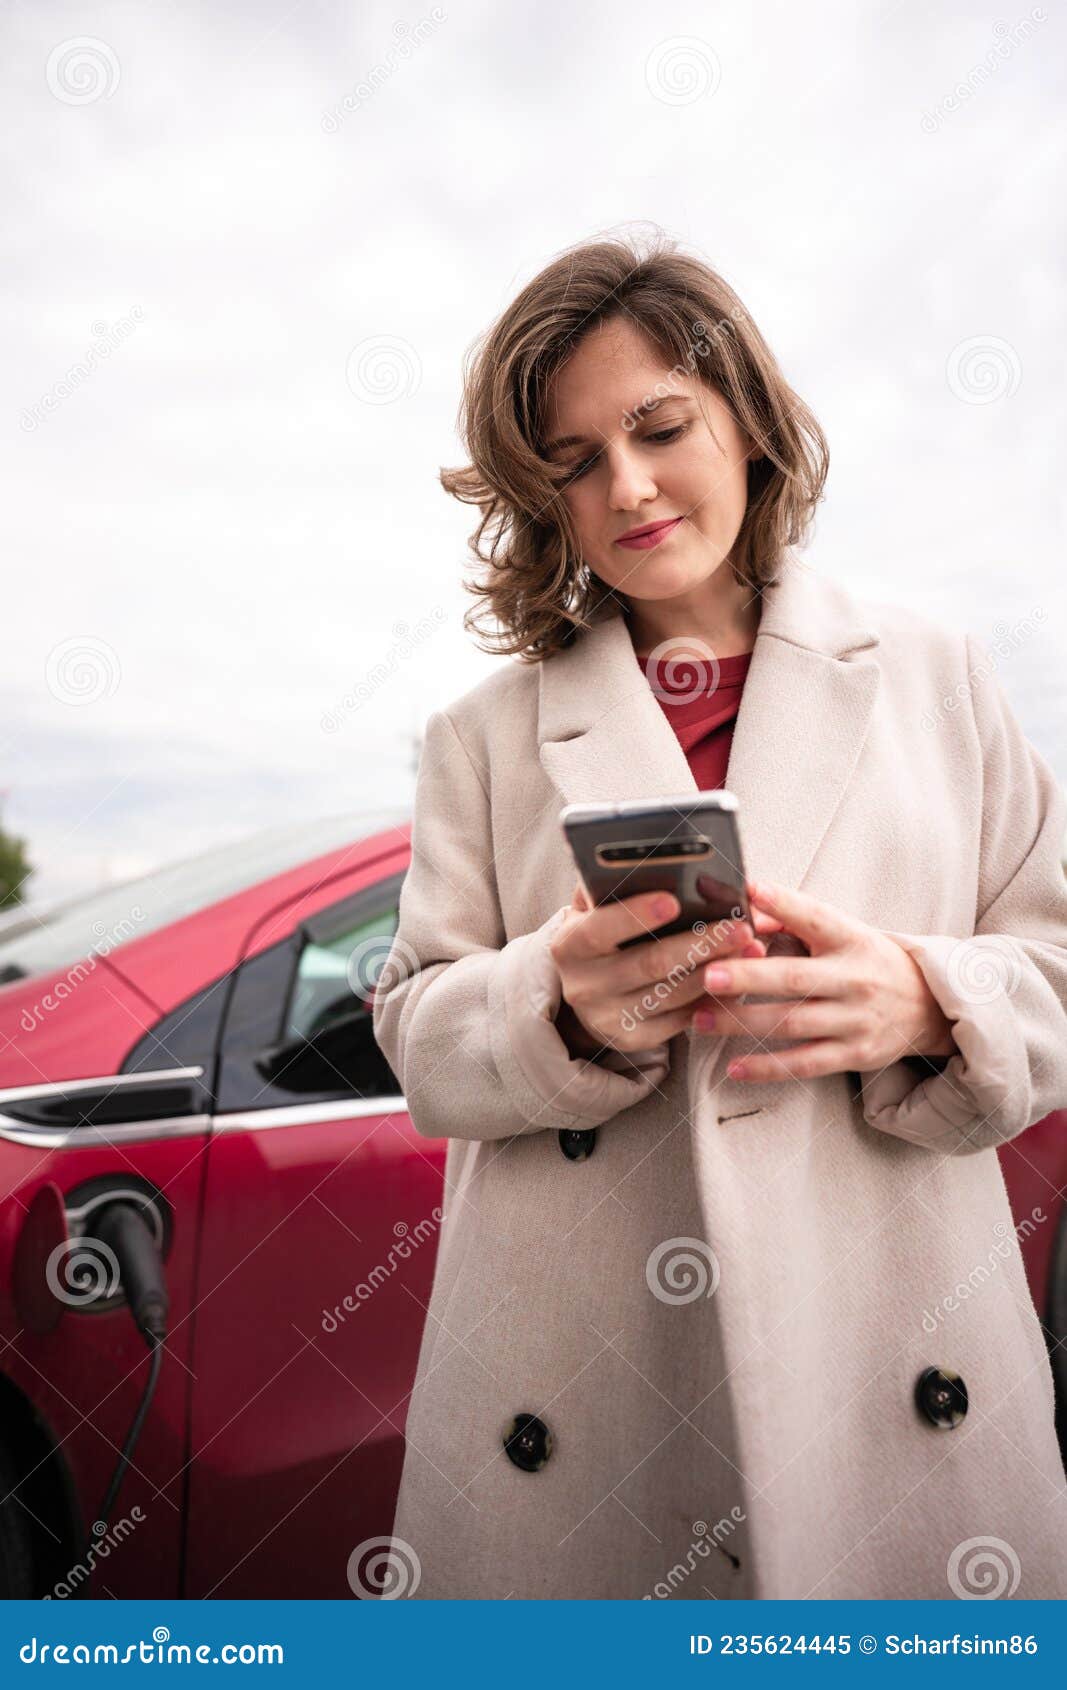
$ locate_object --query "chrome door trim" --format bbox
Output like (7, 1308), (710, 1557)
(0, 1066), (210, 1149)
(0, 1075), (409, 1147)
(0, 1112), (213, 1150)
(0, 1065), (205, 1106)
(212, 1095), (408, 1133)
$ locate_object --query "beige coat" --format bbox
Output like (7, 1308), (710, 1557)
(372, 558), (1067, 1600)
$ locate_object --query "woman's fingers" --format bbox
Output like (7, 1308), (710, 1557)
(614, 938), (769, 1024)
(727, 1038), (857, 1084)
(562, 887), (684, 959)
(701, 954), (846, 999)
(750, 906), (785, 935)
(613, 922), (764, 996)
(693, 996), (862, 1042)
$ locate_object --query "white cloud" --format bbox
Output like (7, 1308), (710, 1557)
(4, 0), (1064, 901)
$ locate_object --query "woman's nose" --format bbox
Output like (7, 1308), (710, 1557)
(606, 458), (658, 510)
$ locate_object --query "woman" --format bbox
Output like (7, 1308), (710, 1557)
(372, 232), (1067, 1601)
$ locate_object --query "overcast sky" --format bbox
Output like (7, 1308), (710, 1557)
(5, 0), (1065, 905)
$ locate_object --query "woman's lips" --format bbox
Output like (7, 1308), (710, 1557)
(614, 517), (683, 550)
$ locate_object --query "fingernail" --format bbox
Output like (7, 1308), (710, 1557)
(692, 1010), (716, 1031)
(728, 1059), (748, 1079)
(704, 966), (731, 988)
(653, 895), (676, 919)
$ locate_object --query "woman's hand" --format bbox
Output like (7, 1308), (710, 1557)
(551, 881), (785, 1058)
(690, 878), (959, 1081)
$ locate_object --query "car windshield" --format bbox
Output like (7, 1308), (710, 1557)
(0, 810), (408, 985)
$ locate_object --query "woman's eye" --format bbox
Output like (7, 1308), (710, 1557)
(562, 424), (687, 483)
(564, 456), (597, 482)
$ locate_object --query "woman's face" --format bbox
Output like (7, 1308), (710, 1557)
(543, 314), (760, 608)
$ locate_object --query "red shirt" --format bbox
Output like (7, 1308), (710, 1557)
(634, 648), (753, 789)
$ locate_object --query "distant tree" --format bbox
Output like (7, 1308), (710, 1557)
(0, 809), (33, 909)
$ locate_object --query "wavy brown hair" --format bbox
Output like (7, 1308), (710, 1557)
(443, 229), (829, 663)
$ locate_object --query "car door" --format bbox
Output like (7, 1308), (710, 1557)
(184, 855), (447, 1598)
(0, 964), (218, 1599)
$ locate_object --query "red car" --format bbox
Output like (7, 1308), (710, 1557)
(0, 818), (1064, 1598)
(0, 814), (445, 1599)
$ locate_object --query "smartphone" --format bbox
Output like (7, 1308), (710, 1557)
(559, 792), (751, 952)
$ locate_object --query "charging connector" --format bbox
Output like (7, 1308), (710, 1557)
(80, 1202), (170, 1582)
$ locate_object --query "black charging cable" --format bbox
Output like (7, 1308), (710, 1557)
(78, 1202), (169, 1582)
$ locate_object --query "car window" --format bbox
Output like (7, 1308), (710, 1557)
(285, 907), (398, 1044)
(215, 875), (404, 1113)
(0, 810), (407, 984)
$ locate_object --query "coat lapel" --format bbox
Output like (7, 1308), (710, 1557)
(537, 560), (882, 896)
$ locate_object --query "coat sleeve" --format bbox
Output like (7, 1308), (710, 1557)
(371, 707), (671, 1141)
(858, 632), (1067, 1155)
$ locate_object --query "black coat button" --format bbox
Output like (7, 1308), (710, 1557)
(503, 1412), (553, 1471)
(915, 1366), (968, 1428)
(558, 1127), (597, 1161)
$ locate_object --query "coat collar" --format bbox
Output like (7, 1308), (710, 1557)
(537, 559), (881, 894)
